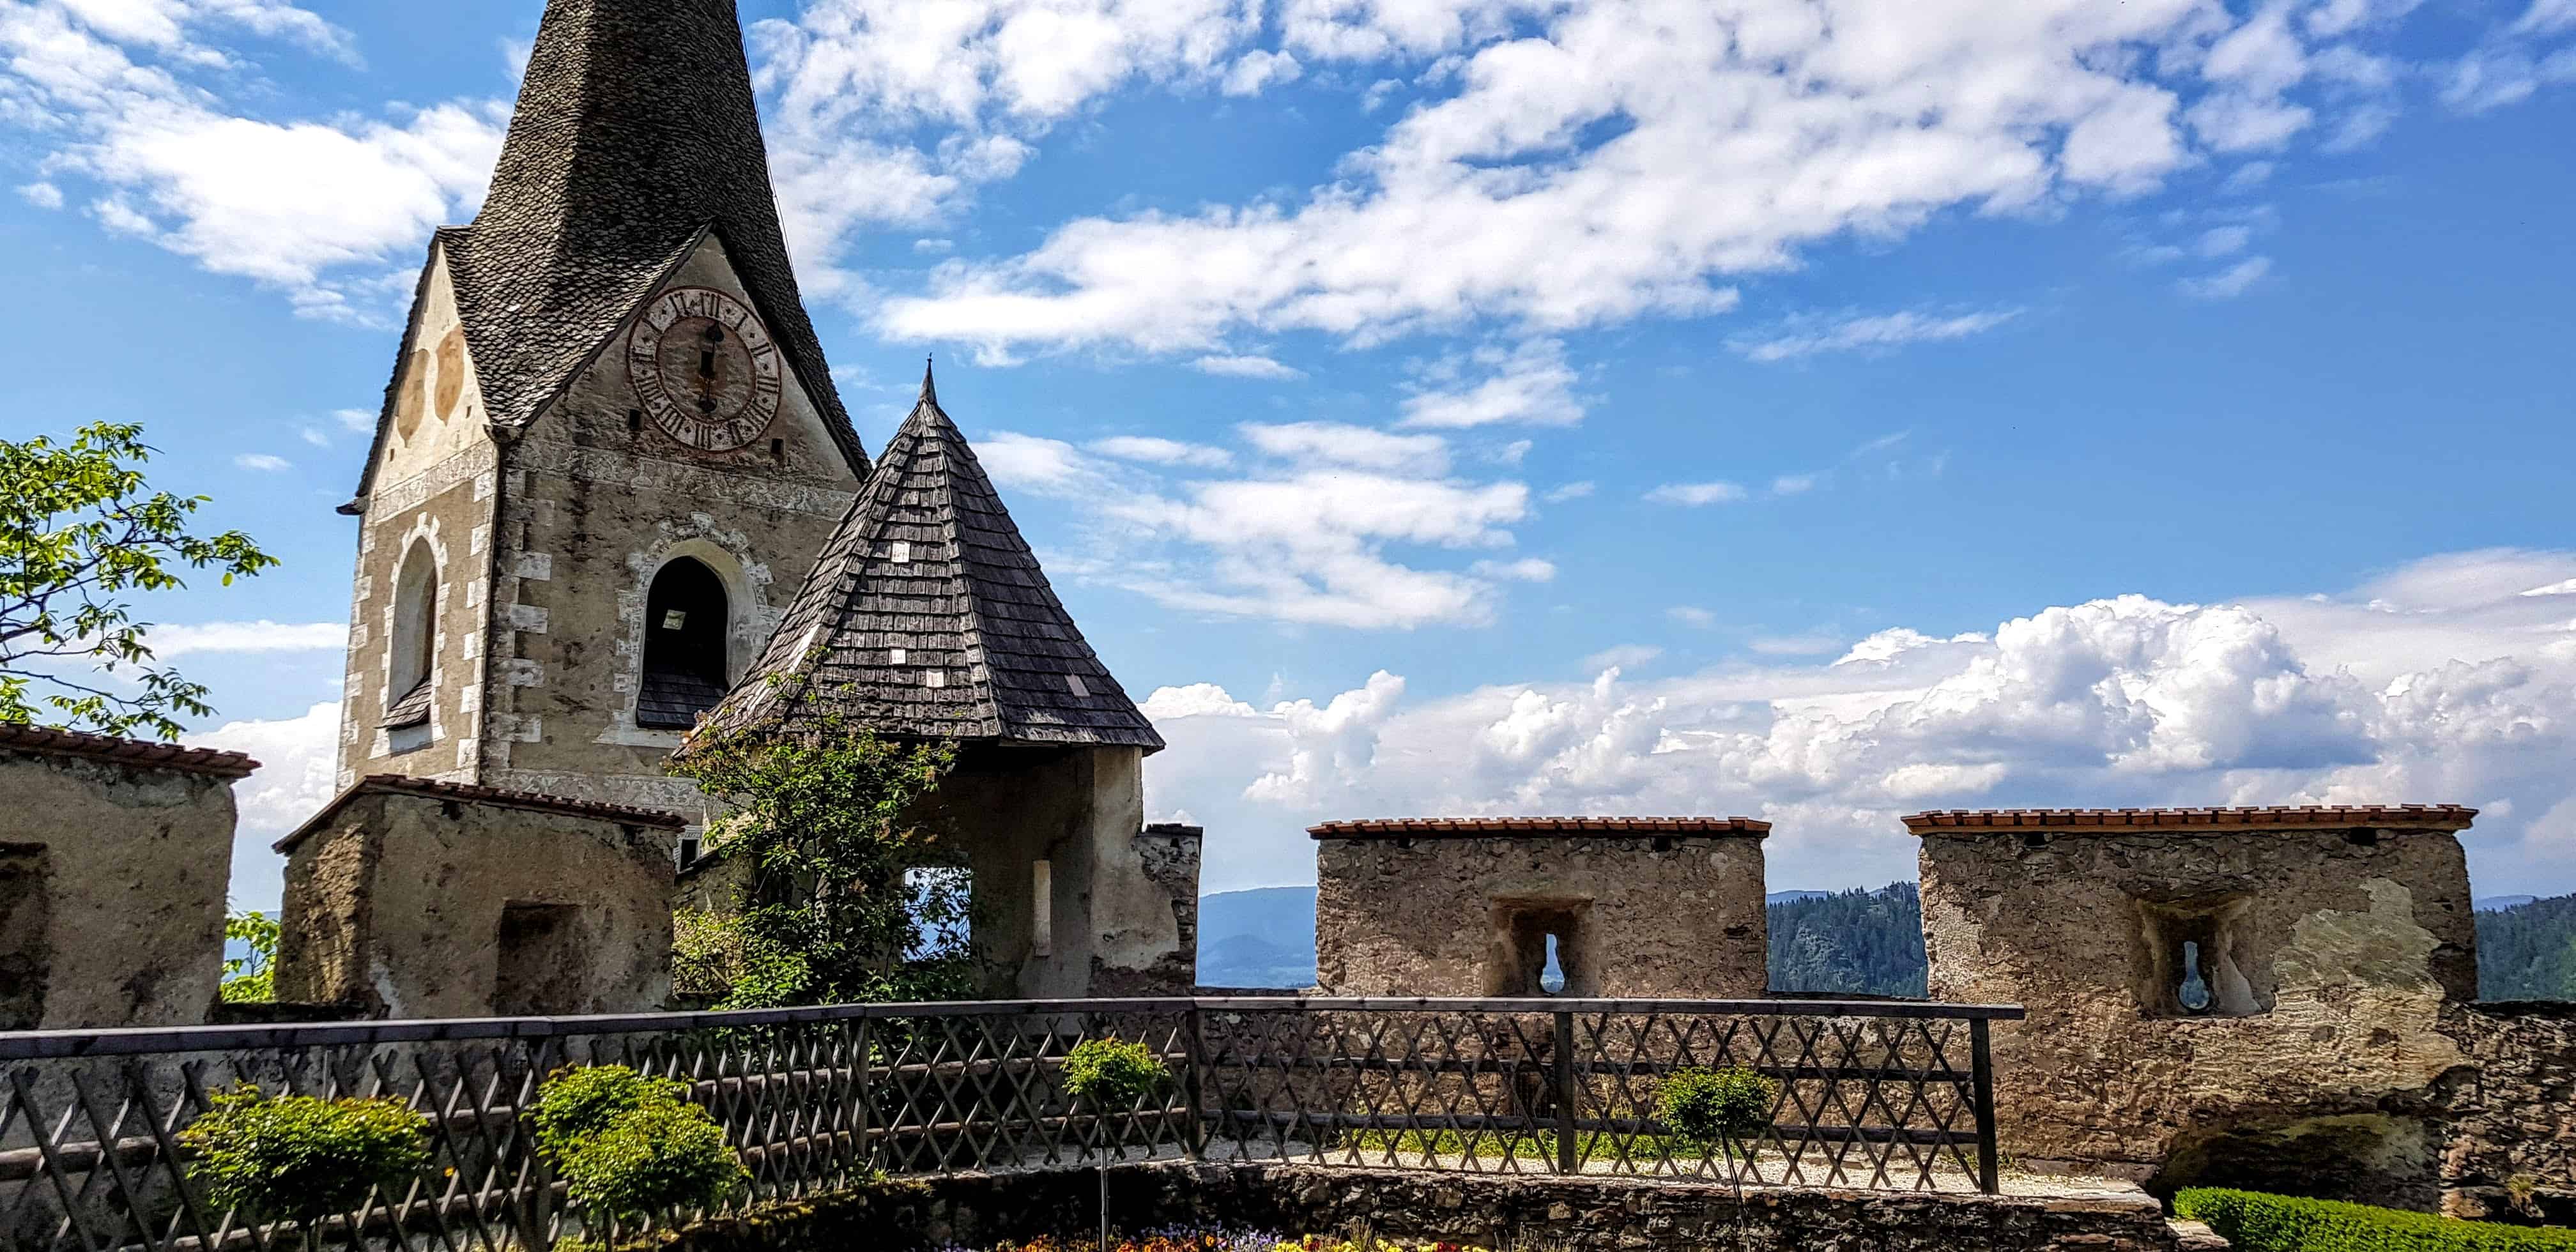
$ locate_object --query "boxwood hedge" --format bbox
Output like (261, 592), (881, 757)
(2175, 1188), (2576, 1251)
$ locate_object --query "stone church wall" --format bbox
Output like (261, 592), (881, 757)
(335, 241), (500, 791)
(1314, 819), (1770, 998)
(0, 728), (253, 1030)
(474, 234), (859, 819)
(273, 777), (684, 1018)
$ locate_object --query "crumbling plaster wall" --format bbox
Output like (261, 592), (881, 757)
(477, 235), (861, 818)
(1316, 835), (1769, 998)
(274, 790), (677, 1017)
(905, 745), (1190, 998)
(1918, 828), (2479, 1191)
(0, 751), (236, 1028)
(1130, 825), (1204, 995)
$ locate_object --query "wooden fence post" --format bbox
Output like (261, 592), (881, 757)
(1552, 1011), (1579, 1175)
(1183, 1008), (1208, 1161)
(1970, 1018), (2001, 1195)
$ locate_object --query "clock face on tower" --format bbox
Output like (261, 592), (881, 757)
(629, 287), (785, 452)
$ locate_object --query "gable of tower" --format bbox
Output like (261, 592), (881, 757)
(358, 236), (492, 492)
(333, 0), (876, 807)
(514, 229), (855, 489)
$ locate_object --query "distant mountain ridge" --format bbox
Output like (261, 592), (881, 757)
(1197, 886), (2576, 1002)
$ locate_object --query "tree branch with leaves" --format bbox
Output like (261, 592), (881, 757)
(1, 423), (278, 740)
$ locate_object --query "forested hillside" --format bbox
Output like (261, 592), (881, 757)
(2478, 892), (2576, 1001)
(1766, 883), (1928, 998)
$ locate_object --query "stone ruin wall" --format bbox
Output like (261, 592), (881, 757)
(1314, 821), (1770, 998)
(1917, 821), (2478, 1183)
(2435, 999), (2576, 1224)
(273, 779), (683, 1018)
(0, 729), (252, 1030)
(645, 1160), (2213, 1252)
(1908, 809), (2576, 1221)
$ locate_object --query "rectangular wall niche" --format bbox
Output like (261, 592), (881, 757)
(0, 844), (50, 1030)
(494, 902), (587, 1017)
(1485, 898), (1595, 997)
(2134, 897), (2269, 1018)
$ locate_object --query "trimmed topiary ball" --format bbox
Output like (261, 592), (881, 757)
(179, 1086), (431, 1222)
(529, 1064), (691, 1168)
(557, 1099), (751, 1221)
(1657, 1065), (1779, 1149)
(1061, 1037), (1172, 1108)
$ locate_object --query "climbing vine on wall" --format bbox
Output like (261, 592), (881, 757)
(668, 720), (970, 1005)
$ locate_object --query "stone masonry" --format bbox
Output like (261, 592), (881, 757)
(273, 775), (686, 1018)
(1912, 805), (2487, 1205)
(1314, 817), (1770, 998)
(0, 726), (256, 1030)
(645, 1161), (2212, 1252)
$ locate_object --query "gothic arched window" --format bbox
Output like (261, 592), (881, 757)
(382, 539), (438, 732)
(636, 557), (730, 729)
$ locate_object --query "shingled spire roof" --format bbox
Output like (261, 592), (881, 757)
(357, 0), (866, 494)
(694, 365), (1165, 752)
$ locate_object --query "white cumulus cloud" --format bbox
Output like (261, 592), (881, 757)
(1148, 550), (2576, 898)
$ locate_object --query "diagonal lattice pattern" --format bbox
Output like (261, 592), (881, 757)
(0, 997), (2013, 1251)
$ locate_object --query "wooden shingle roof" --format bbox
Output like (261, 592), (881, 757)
(693, 367), (1163, 752)
(354, 0), (868, 497)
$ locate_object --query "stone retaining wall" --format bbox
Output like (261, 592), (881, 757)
(2438, 1000), (2576, 1225)
(638, 1163), (2211, 1252)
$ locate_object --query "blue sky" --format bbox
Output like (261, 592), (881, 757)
(3, 0), (2573, 911)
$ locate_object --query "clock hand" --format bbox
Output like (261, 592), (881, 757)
(695, 323), (726, 413)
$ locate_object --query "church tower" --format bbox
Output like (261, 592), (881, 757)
(334, 0), (871, 814)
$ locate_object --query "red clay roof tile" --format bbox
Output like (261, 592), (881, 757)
(275, 774), (688, 852)
(1308, 816), (1770, 840)
(0, 724), (259, 779)
(1900, 804), (2474, 834)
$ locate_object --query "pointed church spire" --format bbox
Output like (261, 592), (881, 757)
(438, 0), (868, 474)
(920, 356), (939, 409)
(693, 379), (1163, 753)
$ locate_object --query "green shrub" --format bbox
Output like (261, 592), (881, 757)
(178, 1086), (430, 1222)
(557, 1099), (750, 1221)
(1061, 1037), (1170, 1108)
(530, 1065), (690, 1167)
(1656, 1066), (1779, 1149)
(2175, 1187), (2576, 1251)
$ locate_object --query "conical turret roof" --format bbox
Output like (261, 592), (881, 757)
(695, 366), (1164, 752)
(360, 0), (867, 493)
